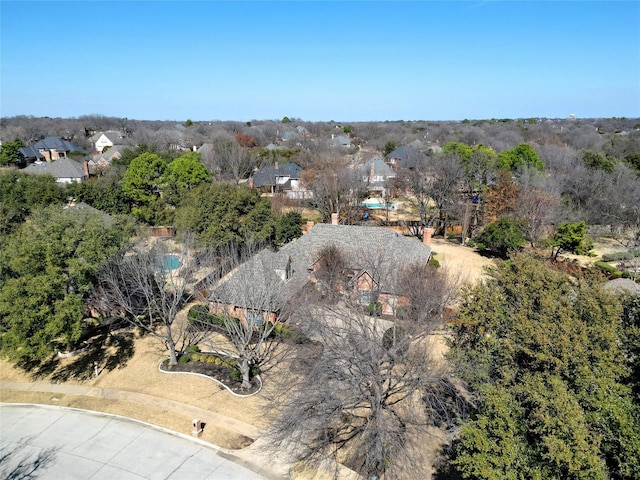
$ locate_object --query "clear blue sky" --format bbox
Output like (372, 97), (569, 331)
(1, 1), (639, 122)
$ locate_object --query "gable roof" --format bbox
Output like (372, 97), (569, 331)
(90, 130), (125, 144)
(23, 157), (87, 180)
(18, 145), (45, 160)
(360, 156), (396, 178)
(283, 224), (431, 291)
(210, 224), (432, 310)
(91, 144), (127, 163)
(32, 136), (85, 153)
(251, 161), (303, 187)
(209, 249), (297, 312)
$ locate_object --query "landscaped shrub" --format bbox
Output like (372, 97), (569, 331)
(602, 249), (640, 262)
(382, 326), (406, 349)
(230, 368), (242, 381)
(188, 304), (209, 321)
(369, 302), (382, 317)
(273, 323), (308, 343)
(595, 261), (621, 277)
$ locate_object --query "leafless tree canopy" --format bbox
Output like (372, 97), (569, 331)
(263, 251), (465, 480)
(92, 234), (201, 365)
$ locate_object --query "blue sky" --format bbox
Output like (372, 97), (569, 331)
(1, 1), (639, 121)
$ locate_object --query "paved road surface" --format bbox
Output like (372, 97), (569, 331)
(0, 404), (268, 479)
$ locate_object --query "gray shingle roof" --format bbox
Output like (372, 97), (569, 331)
(32, 136), (85, 153)
(251, 162), (302, 187)
(210, 224), (432, 310)
(23, 158), (87, 180)
(18, 145), (45, 160)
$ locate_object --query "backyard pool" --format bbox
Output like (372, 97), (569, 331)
(159, 254), (182, 271)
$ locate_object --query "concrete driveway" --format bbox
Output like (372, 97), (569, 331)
(0, 404), (268, 479)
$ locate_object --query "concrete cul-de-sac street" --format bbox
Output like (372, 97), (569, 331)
(0, 404), (269, 480)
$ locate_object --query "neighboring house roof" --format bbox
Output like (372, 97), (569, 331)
(91, 144), (126, 163)
(386, 145), (412, 161)
(385, 145), (430, 167)
(330, 135), (351, 147)
(251, 161), (303, 188)
(32, 136), (85, 153)
(209, 224), (432, 312)
(23, 158), (88, 182)
(210, 249), (295, 312)
(18, 145), (45, 160)
(90, 130), (124, 145)
(197, 143), (215, 155)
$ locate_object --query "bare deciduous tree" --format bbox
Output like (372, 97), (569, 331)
(265, 301), (462, 480)
(264, 251), (465, 479)
(194, 246), (296, 389)
(92, 234), (200, 365)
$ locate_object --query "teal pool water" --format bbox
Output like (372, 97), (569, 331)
(160, 255), (182, 271)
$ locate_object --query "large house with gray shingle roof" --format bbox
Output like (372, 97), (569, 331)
(23, 157), (89, 184)
(208, 223), (433, 322)
(249, 161), (311, 199)
(18, 136), (85, 164)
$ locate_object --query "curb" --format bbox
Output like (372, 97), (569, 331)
(157, 360), (263, 398)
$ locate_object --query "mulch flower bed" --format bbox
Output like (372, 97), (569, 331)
(159, 356), (261, 395)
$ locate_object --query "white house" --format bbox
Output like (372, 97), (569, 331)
(90, 131), (126, 153)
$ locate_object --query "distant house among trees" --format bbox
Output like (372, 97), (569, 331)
(360, 155), (396, 196)
(329, 134), (352, 149)
(23, 157), (89, 184)
(249, 161), (311, 198)
(384, 144), (431, 170)
(88, 144), (127, 174)
(90, 130), (127, 153)
(18, 136), (85, 164)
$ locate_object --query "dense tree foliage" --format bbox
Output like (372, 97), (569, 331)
(173, 183), (276, 250)
(0, 205), (137, 362)
(275, 211), (303, 245)
(472, 217), (526, 257)
(551, 221), (593, 259)
(65, 169), (131, 216)
(447, 255), (640, 479)
(0, 171), (65, 238)
(0, 139), (24, 166)
(498, 143), (544, 172)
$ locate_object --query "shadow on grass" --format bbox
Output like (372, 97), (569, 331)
(18, 325), (136, 382)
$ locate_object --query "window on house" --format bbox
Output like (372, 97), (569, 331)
(247, 310), (263, 327)
(357, 290), (372, 305)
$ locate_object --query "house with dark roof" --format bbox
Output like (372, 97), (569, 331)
(23, 157), (89, 184)
(360, 156), (396, 196)
(249, 161), (311, 198)
(18, 137), (85, 164)
(385, 145), (424, 169)
(208, 223), (433, 321)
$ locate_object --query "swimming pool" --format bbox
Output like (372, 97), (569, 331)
(159, 254), (182, 271)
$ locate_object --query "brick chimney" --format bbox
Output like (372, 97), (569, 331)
(331, 213), (339, 225)
(423, 227), (434, 246)
(306, 220), (315, 231)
